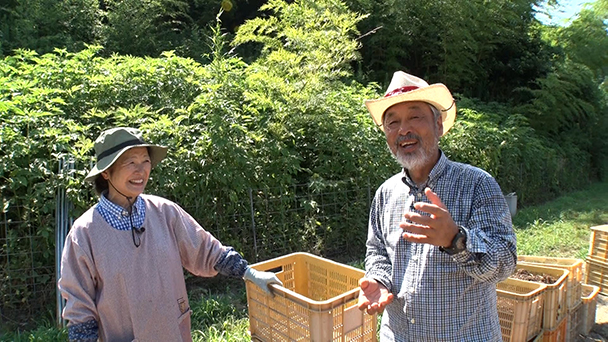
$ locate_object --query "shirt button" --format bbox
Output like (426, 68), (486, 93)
(416, 193), (422, 199)
(122, 210), (129, 217)
(411, 319), (415, 324)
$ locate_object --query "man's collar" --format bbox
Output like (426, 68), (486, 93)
(401, 150), (447, 189)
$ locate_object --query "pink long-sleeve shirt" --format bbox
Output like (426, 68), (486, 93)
(58, 194), (228, 342)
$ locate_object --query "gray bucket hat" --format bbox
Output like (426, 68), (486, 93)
(85, 127), (168, 182)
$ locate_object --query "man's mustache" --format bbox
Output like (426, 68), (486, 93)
(396, 134), (421, 146)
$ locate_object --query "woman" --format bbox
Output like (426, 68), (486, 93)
(58, 127), (281, 342)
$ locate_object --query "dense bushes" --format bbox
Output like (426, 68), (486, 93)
(441, 99), (593, 204)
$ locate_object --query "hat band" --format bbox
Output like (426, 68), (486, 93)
(97, 139), (145, 161)
(385, 85), (419, 98)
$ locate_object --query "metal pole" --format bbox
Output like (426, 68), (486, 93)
(56, 157), (73, 327)
(248, 188), (258, 262)
(55, 158), (64, 327)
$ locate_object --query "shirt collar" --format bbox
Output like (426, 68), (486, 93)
(401, 150), (448, 189)
(98, 191), (144, 217)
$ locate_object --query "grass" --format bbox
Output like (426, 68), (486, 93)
(188, 280), (251, 341)
(3, 181), (607, 341)
(513, 181), (608, 259)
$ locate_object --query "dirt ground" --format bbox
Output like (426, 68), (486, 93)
(580, 294), (608, 341)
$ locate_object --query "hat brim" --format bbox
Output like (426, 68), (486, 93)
(364, 83), (456, 136)
(84, 144), (168, 182)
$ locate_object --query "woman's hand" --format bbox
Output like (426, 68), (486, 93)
(243, 267), (283, 296)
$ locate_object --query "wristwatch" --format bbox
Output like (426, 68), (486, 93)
(439, 226), (467, 255)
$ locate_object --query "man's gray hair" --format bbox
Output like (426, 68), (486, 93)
(429, 104), (441, 121)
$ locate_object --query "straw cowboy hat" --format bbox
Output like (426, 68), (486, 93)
(85, 127), (168, 182)
(365, 71), (456, 136)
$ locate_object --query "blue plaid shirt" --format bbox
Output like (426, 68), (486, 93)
(365, 151), (516, 341)
(96, 193), (145, 231)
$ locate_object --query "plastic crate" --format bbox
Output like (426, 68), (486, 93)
(585, 256), (608, 296)
(580, 283), (600, 335)
(496, 278), (546, 342)
(588, 224), (608, 261)
(566, 302), (583, 342)
(245, 252), (377, 342)
(542, 317), (567, 342)
(517, 255), (583, 310)
(514, 263), (569, 330)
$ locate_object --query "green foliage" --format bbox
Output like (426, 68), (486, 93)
(441, 97), (592, 204)
(188, 285), (251, 341)
(557, 9), (608, 81)
(0, 325), (68, 342)
(0, 306), (67, 341)
(189, 288), (247, 330)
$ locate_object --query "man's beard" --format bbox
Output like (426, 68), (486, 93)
(389, 133), (439, 171)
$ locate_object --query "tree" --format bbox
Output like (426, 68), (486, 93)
(0, 0), (102, 56)
(346, 0), (553, 102)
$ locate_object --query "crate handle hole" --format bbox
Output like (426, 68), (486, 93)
(264, 266), (283, 273)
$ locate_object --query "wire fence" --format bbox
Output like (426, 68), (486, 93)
(1, 205), (56, 329)
(1, 158), (375, 328)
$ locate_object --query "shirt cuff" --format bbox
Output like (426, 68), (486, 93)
(213, 247), (249, 278)
(68, 319), (98, 342)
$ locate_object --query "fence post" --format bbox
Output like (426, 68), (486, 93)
(55, 157), (74, 327)
(248, 188), (258, 262)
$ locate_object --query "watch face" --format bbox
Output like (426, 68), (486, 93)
(455, 234), (466, 250)
(440, 228), (467, 255)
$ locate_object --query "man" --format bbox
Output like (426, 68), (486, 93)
(357, 71), (516, 341)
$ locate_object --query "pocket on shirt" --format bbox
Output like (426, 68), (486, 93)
(178, 308), (192, 341)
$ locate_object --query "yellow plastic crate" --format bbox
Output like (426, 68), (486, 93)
(580, 283), (600, 335)
(588, 224), (608, 261)
(585, 256), (608, 296)
(245, 252), (377, 342)
(513, 263), (569, 330)
(517, 255), (583, 310)
(496, 278), (546, 342)
(542, 316), (567, 342)
(566, 302), (583, 342)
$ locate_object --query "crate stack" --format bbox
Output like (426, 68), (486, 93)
(580, 283), (601, 336)
(518, 256), (586, 342)
(496, 278), (546, 342)
(586, 224), (608, 295)
(501, 251), (603, 342)
(516, 262), (570, 341)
